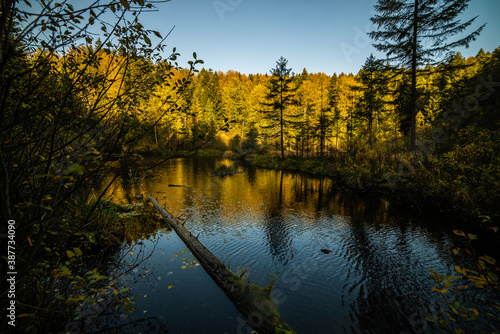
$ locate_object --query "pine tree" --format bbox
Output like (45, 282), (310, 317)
(369, 0), (485, 151)
(263, 56), (297, 159)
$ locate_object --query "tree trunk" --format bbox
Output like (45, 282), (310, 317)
(410, 0), (419, 152)
(280, 83), (285, 159)
(147, 194), (295, 334)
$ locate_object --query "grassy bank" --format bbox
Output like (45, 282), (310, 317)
(249, 128), (500, 225)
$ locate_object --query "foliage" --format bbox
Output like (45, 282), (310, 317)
(0, 1), (199, 332)
(262, 57), (298, 159)
(369, 0), (485, 151)
(427, 230), (500, 333)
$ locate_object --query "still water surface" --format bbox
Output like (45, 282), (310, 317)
(91, 157), (489, 333)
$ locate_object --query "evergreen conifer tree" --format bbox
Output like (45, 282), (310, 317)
(263, 56), (297, 158)
(369, 0), (484, 151)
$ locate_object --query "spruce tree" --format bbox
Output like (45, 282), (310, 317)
(369, 0), (484, 151)
(264, 56), (296, 159)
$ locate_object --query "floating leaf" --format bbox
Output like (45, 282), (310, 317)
(432, 286), (449, 293)
(66, 295), (86, 303)
(479, 255), (496, 265)
(425, 315), (437, 323)
(455, 265), (467, 276)
(487, 272), (499, 282)
(168, 285), (173, 289)
(443, 280), (453, 288)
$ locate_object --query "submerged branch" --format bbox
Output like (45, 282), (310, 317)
(146, 194), (295, 334)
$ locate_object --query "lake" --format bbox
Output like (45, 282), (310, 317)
(89, 157), (496, 334)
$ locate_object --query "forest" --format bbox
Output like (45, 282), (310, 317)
(1, 0), (499, 333)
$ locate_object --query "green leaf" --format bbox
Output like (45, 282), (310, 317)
(193, 52), (197, 59)
(487, 272), (499, 281)
(73, 247), (82, 256)
(84, 296), (96, 304)
(65, 164), (85, 175)
(123, 301), (135, 313)
(425, 315), (437, 323)
(66, 250), (76, 258)
(467, 233), (478, 240)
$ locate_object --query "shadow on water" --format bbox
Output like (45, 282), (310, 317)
(95, 157), (498, 334)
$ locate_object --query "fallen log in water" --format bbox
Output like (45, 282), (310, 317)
(147, 194), (295, 334)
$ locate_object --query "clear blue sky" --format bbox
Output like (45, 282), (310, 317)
(142, 0), (499, 75)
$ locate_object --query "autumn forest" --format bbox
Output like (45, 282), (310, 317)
(1, 0), (499, 333)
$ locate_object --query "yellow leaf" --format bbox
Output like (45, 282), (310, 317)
(455, 265), (467, 275)
(168, 285), (173, 289)
(443, 280), (452, 288)
(470, 308), (479, 316)
(453, 230), (466, 237)
(66, 250), (75, 258)
(432, 286), (449, 293)
(479, 255), (496, 265)
(113, 288), (120, 295)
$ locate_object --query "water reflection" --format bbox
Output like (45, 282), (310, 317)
(98, 157), (493, 334)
